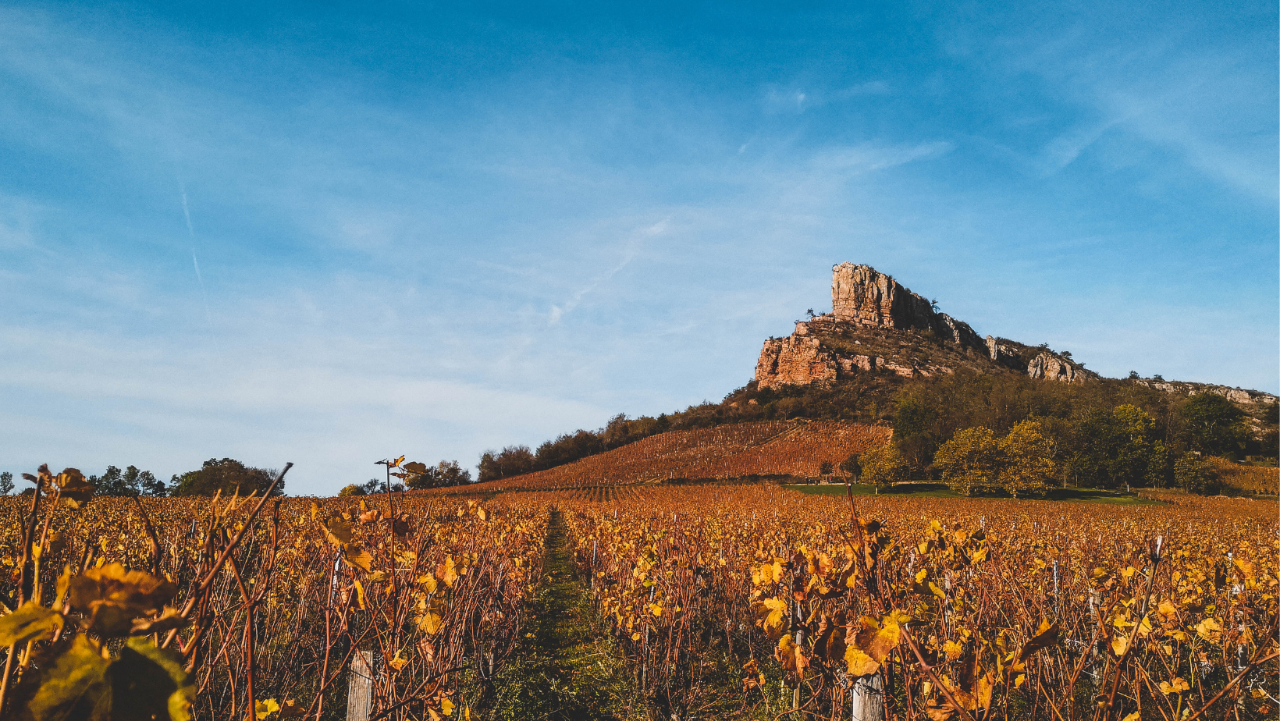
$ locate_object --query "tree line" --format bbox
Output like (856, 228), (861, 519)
(476, 368), (1275, 491)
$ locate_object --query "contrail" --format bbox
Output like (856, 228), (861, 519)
(177, 177), (213, 325)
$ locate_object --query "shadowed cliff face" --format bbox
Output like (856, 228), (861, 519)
(756, 263), (1091, 391)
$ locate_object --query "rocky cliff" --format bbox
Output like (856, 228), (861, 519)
(756, 263), (1093, 390)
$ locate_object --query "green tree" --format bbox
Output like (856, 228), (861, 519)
(0, 471), (12, 495)
(169, 458), (283, 497)
(1180, 393), (1246, 458)
(405, 460), (472, 490)
(840, 453), (861, 481)
(860, 443), (909, 490)
(934, 427), (1001, 496)
(90, 465), (164, 497)
(997, 419), (1055, 498)
(338, 483), (366, 496)
(1067, 405), (1168, 489)
(1174, 452), (1221, 495)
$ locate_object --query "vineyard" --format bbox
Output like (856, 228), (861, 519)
(0, 465), (1276, 720)
(450, 421), (893, 491)
(1205, 459), (1279, 496)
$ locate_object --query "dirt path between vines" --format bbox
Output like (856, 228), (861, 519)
(489, 508), (648, 721)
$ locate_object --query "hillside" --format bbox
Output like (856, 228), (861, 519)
(457, 420), (891, 490)
(469, 261), (1276, 490)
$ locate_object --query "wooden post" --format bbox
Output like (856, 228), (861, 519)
(346, 649), (374, 721)
(850, 673), (883, 721)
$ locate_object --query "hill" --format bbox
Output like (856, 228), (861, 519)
(468, 262), (1276, 490)
(455, 420), (890, 491)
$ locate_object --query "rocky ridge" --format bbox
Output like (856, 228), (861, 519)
(755, 263), (1270, 398)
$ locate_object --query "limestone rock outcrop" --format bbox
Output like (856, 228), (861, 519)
(1132, 379), (1277, 405)
(831, 263), (984, 348)
(755, 262), (1091, 390)
(752, 261), (1274, 405)
(755, 333), (839, 389)
(1026, 352), (1085, 383)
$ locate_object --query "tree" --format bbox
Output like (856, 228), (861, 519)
(478, 446), (536, 482)
(997, 420), (1055, 498)
(934, 427), (1000, 496)
(0, 471), (12, 495)
(1181, 393), (1246, 458)
(338, 484), (366, 496)
(1067, 405), (1168, 489)
(860, 444), (909, 490)
(840, 453), (861, 481)
(405, 460), (472, 490)
(1174, 452), (1221, 495)
(818, 460), (834, 482)
(90, 465), (164, 497)
(169, 458), (283, 497)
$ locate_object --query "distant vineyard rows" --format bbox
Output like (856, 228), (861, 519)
(448, 420), (892, 491)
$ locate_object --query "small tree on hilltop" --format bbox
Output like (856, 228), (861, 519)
(934, 427), (1001, 497)
(0, 471), (13, 495)
(998, 419), (1055, 498)
(169, 458), (283, 497)
(860, 444), (909, 492)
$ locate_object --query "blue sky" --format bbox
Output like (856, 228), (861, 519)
(1, 1), (1275, 494)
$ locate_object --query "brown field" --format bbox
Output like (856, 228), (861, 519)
(454, 420), (892, 491)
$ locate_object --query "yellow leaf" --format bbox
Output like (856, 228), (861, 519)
(343, 545), (373, 573)
(389, 650), (408, 672)
(352, 580), (367, 610)
(943, 640), (964, 660)
(1111, 634), (1129, 656)
(1121, 713), (1141, 721)
(758, 597), (788, 632)
(440, 556), (459, 588)
(1159, 677), (1190, 695)
(1195, 618), (1222, 642)
(1014, 674), (1026, 689)
(419, 612), (443, 635)
(440, 697), (454, 716)
(255, 698), (280, 720)
(975, 674), (994, 711)
(0, 602), (65, 646)
(631, 632), (641, 641)
(1157, 600), (1177, 621)
(1136, 615), (1153, 637)
(477, 508), (486, 521)
(845, 646), (879, 677)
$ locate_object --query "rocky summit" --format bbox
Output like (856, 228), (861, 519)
(755, 263), (1276, 404)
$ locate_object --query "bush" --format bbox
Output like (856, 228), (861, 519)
(338, 484), (366, 496)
